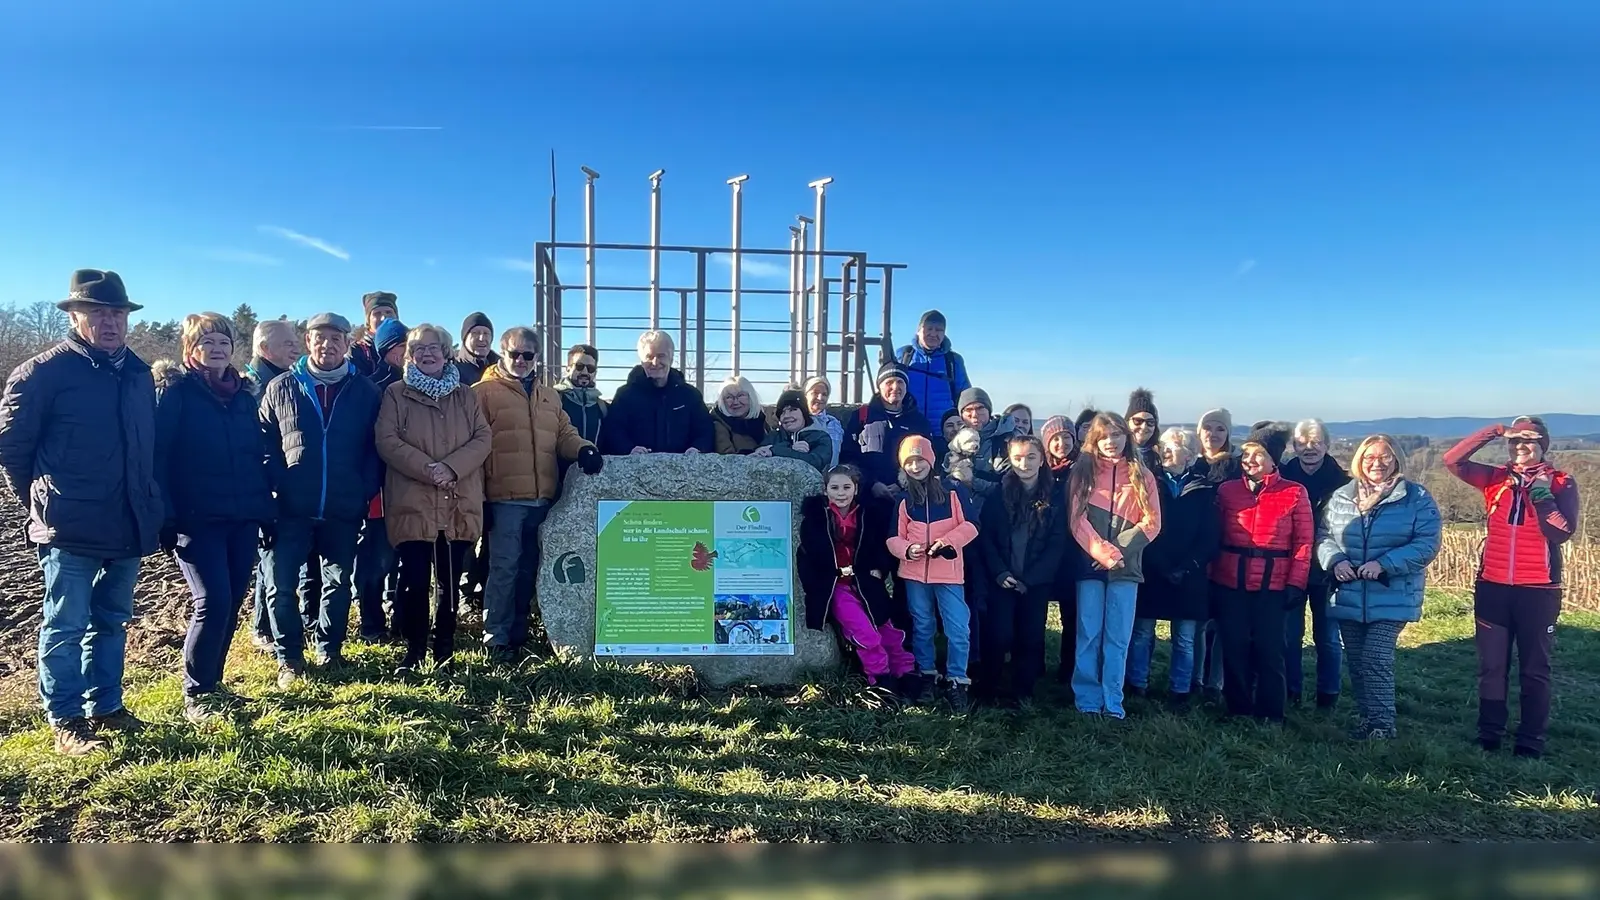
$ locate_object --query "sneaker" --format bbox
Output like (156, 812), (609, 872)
(250, 633), (275, 652)
(945, 681), (972, 714)
(277, 662), (305, 689)
(183, 696), (226, 725)
(89, 708), (145, 734)
(52, 718), (107, 756)
(313, 650), (346, 671)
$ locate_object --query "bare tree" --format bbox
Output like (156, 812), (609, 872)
(20, 301), (67, 346)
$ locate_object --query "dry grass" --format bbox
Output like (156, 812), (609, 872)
(1428, 528), (1600, 612)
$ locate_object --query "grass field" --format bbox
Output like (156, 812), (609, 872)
(0, 590), (1597, 842)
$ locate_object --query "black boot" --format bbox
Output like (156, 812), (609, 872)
(901, 673), (930, 705)
(945, 681), (972, 714)
(1316, 692), (1339, 710)
(1166, 691), (1193, 714)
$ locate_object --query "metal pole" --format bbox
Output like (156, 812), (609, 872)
(695, 250), (708, 394)
(853, 253), (869, 403)
(648, 169), (664, 330)
(787, 225), (801, 385)
(581, 166), (599, 346)
(678, 289), (689, 371)
(796, 215), (812, 382)
(727, 174), (749, 376)
(880, 266), (895, 365)
(808, 178), (832, 386)
(839, 258), (853, 402)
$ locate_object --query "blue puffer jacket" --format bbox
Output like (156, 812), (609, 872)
(895, 338), (971, 424)
(258, 359), (382, 522)
(153, 363), (275, 532)
(1315, 479), (1442, 624)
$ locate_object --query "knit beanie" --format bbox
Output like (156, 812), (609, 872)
(1508, 415), (1551, 453)
(1198, 407), (1233, 436)
(1040, 415), (1070, 448)
(918, 309), (946, 329)
(940, 408), (962, 431)
(899, 434), (934, 466)
(375, 318), (410, 358)
(1241, 422), (1291, 467)
(774, 389), (813, 428)
(1074, 408), (1098, 432)
(363, 291), (398, 316)
(876, 361), (909, 391)
(957, 387), (992, 413)
(1126, 388), (1158, 424)
(460, 311), (493, 345)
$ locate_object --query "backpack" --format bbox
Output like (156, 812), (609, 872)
(899, 344), (958, 388)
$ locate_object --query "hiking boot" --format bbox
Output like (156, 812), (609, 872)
(89, 708), (145, 734)
(277, 662), (305, 689)
(183, 695), (227, 725)
(313, 650), (346, 671)
(1316, 692), (1340, 710)
(52, 718), (107, 757)
(945, 681), (972, 714)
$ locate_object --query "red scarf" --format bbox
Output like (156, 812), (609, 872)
(829, 502), (859, 572)
(188, 361), (242, 401)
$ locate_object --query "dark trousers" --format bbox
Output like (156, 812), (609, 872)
(269, 517), (361, 664)
(978, 586), (1051, 701)
(1285, 582), (1343, 700)
(396, 535), (468, 664)
(1216, 587), (1289, 722)
(1055, 590), (1078, 683)
(253, 548), (322, 639)
(1475, 581), (1563, 753)
(175, 522), (260, 698)
(354, 517), (399, 638)
(460, 528), (491, 609)
(483, 503), (550, 648)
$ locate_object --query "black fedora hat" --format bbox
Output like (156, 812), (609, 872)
(56, 269), (143, 313)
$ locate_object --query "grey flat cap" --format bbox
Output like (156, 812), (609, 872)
(305, 312), (352, 334)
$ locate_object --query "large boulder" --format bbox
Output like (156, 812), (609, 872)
(537, 453), (838, 686)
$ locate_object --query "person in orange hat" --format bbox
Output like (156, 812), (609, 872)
(886, 434), (978, 712)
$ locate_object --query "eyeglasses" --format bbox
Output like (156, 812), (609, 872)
(509, 351), (538, 362)
(571, 362), (596, 372)
(411, 343), (443, 356)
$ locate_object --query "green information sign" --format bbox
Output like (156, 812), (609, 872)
(595, 500), (794, 656)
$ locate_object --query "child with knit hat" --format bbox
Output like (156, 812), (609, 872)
(1039, 415), (1075, 474)
(886, 435), (979, 712)
(753, 389), (832, 473)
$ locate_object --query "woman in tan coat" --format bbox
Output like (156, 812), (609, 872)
(376, 324), (492, 674)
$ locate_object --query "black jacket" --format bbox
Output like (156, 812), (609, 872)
(245, 356), (290, 396)
(1138, 470), (1221, 622)
(840, 395), (933, 492)
(599, 366), (715, 455)
(1188, 449), (1242, 486)
(153, 363), (275, 531)
(797, 494), (902, 630)
(453, 348), (500, 387)
(978, 474), (1070, 596)
(348, 338), (384, 380)
(0, 338), (163, 558)
(258, 360), (382, 522)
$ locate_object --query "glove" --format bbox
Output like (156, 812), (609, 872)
(259, 522), (278, 552)
(577, 445), (604, 476)
(932, 544), (958, 560)
(1284, 587), (1306, 610)
(159, 524), (180, 555)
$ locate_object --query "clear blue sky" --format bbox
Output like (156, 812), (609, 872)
(2, 2), (1598, 423)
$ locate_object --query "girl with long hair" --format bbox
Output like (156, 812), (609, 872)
(1067, 413), (1162, 718)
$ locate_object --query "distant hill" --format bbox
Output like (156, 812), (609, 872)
(1320, 415), (1600, 440)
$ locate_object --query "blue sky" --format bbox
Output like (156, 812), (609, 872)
(2, 2), (1598, 423)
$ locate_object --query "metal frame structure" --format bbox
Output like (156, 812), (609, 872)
(532, 170), (905, 405)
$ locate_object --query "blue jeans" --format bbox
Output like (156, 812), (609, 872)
(1073, 579), (1139, 718)
(175, 522), (259, 698)
(36, 548), (141, 723)
(267, 517), (361, 664)
(483, 502), (550, 648)
(354, 517), (398, 638)
(1128, 618), (1198, 694)
(252, 547), (321, 639)
(904, 580), (970, 683)
(1285, 583), (1343, 698)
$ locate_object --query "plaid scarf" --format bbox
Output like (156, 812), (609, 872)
(1356, 476), (1401, 514)
(404, 361), (460, 400)
(1506, 462), (1554, 525)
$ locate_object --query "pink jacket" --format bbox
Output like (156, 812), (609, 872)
(1070, 456), (1163, 579)
(886, 481), (979, 585)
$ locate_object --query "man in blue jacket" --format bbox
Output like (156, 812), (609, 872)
(0, 269), (163, 756)
(259, 312), (382, 685)
(894, 309), (972, 424)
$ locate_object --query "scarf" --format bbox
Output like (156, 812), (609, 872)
(307, 359), (350, 386)
(69, 333), (130, 371)
(187, 360), (242, 401)
(1356, 476), (1401, 514)
(555, 378), (604, 407)
(405, 361), (461, 400)
(1506, 462), (1554, 525)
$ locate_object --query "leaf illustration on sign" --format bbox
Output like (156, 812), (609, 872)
(690, 541), (718, 572)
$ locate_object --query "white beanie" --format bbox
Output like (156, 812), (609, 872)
(1198, 408), (1233, 434)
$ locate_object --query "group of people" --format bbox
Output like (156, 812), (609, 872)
(0, 274), (1579, 765)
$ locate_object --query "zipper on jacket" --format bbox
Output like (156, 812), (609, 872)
(1507, 480), (1518, 584)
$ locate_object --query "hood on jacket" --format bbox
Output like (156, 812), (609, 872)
(152, 359), (186, 392)
(554, 377), (606, 407)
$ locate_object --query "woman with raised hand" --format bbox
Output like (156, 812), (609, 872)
(802, 376), (845, 469)
(1318, 435), (1441, 740)
(1444, 416), (1579, 758)
(154, 313), (275, 724)
(1209, 424), (1311, 724)
(711, 375), (772, 455)
(375, 324), (492, 675)
(1067, 413), (1162, 719)
(1281, 418), (1352, 710)
(1002, 403), (1034, 437)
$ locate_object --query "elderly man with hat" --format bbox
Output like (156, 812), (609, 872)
(349, 291), (399, 380)
(894, 309), (972, 426)
(259, 312), (383, 686)
(841, 361), (933, 501)
(0, 270), (163, 755)
(454, 312), (500, 386)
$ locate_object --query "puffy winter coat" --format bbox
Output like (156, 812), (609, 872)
(452, 348), (500, 387)
(153, 363), (275, 532)
(1317, 479), (1442, 623)
(886, 478), (978, 585)
(759, 423), (832, 473)
(1069, 456), (1163, 583)
(894, 338), (971, 424)
(0, 337), (163, 558)
(841, 396), (933, 492)
(474, 365), (590, 504)
(259, 360), (383, 522)
(599, 366), (715, 455)
(1210, 472), (1313, 592)
(376, 380), (493, 545)
(1444, 425), (1579, 586)
(812, 410), (844, 468)
(797, 494), (902, 630)
(1138, 470), (1221, 622)
(554, 380), (607, 448)
(713, 408), (774, 455)
(979, 475), (1070, 594)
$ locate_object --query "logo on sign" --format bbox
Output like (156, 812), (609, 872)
(742, 506), (762, 523)
(553, 552), (587, 585)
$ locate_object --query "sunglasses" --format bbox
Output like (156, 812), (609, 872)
(1129, 416), (1156, 426)
(509, 351), (538, 362)
(571, 362), (596, 372)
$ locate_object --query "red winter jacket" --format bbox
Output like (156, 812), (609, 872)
(1444, 425), (1579, 586)
(1210, 472), (1313, 592)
